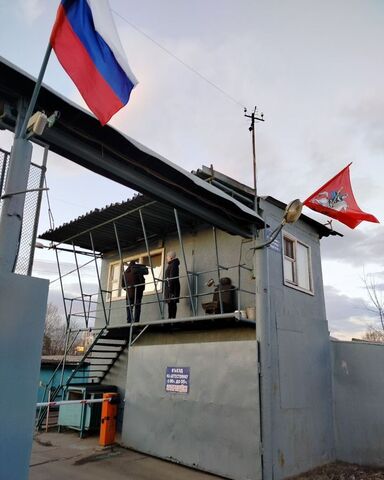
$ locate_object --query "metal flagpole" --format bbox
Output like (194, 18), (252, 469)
(0, 44), (52, 271)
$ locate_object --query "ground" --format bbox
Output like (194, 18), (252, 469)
(30, 432), (384, 480)
(30, 431), (224, 480)
(290, 462), (384, 479)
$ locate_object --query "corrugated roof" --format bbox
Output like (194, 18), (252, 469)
(40, 193), (205, 253)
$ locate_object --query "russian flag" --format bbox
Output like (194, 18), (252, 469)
(50, 0), (137, 125)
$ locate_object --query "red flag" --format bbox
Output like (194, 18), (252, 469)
(304, 163), (379, 229)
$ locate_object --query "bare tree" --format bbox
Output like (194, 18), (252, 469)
(42, 303), (83, 355)
(363, 273), (384, 331)
(362, 326), (384, 343)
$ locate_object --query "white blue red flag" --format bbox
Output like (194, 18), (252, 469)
(50, 0), (138, 125)
(304, 163), (379, 229)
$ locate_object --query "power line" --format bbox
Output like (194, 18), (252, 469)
(111, 8), (245, 109)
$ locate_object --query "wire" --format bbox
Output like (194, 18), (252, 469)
(49, 257), (95, 285)
(44, 176), (55, 231)
(111, 8), (245, 109)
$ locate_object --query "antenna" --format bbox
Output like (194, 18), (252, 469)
(244, 106), (265, 212)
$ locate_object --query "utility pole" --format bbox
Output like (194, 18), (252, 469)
(244, 106), (273, 480)
(244, 106), (264, 212)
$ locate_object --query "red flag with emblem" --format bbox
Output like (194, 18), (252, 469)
(304, 163), (379, 229)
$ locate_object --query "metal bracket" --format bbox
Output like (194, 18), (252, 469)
(1, 187), (49, 200)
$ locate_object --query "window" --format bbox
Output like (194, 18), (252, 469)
(107, 249), (164, 300)
(283, 235), (313, 293)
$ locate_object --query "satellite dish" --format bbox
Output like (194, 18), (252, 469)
(283, 199), (303, 224)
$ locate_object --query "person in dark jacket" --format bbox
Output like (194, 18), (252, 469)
(164, 251), (180, 319)
(122, 260), (148, 323)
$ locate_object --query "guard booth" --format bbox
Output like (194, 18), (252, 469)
(39, 170), (264, 479)
(39, 168), (336, 479)
(1, 57), (337, 480)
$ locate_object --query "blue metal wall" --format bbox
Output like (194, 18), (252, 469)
(37, 365), (76, 404)
(261, 200), (335, 478)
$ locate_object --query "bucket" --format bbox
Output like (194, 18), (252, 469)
(246, 307), (256, 321)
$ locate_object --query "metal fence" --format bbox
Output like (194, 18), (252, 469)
(0, 146), (46, 275)
(0, 148), (10, 216)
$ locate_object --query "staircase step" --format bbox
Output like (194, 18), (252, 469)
(91, 348), (123, 353)
(88, 355), (118, 359)
(85, 361), (112, 365)
(82, 369), (108, 373)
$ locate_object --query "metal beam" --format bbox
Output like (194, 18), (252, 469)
(41, 126), (256, 238)
(0, 56), (264, 239)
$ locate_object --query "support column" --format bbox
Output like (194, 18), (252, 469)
(254, 227), (273, 479)
(0, 138), (33, 272)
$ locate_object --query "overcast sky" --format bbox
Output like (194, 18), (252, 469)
(1, 0), (383, 339)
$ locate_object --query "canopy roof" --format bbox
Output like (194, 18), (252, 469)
(0, 56), (264, 239)
(40, 194), (205, 253)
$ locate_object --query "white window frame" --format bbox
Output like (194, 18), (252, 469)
(107, 248), (164, 301)
(282, 233), (313, 295)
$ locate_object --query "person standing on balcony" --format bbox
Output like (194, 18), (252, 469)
(164, 251), (180, 319)
(122, 260), (148, 323)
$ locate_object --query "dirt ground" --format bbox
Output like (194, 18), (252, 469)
(291, 462), (384, 479)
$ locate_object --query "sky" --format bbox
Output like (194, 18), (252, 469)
(0, 0), (383, 339)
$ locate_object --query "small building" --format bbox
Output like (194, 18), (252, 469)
(40, 166), (337, 480)
(38, 355), (84, 404)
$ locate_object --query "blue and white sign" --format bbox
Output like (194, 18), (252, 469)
(266, 227), (282, 253)
(165, 367), (190, 393)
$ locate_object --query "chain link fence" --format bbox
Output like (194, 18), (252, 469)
(0, 147), (46, 275)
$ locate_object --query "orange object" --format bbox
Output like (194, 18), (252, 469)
(99, 392), (119, 446)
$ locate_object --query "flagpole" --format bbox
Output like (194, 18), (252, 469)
(0, 43), (52, 271)
(18, 44), (52, 139)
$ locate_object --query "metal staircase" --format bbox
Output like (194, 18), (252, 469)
(36, 324), (140, 430)
(67, 326), (131, 386)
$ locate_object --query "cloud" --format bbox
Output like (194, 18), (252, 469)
(324, 285), (380, 340)
(18, 0), (45, 25)
(321, 225), (384, 267)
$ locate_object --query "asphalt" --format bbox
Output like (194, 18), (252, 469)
(30, 431), (224, 480)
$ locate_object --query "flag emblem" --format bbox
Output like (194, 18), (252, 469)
(310, 189), (349, 212)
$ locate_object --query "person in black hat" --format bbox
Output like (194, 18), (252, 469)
(122, 260), (148, 323)
(164, 251), (180, 319)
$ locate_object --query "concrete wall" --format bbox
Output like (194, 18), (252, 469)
(121, 328), (262, 480)
(0, 273), (48, 480)
(332, 340), (384, 466)
(260, 200), (335, 478)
